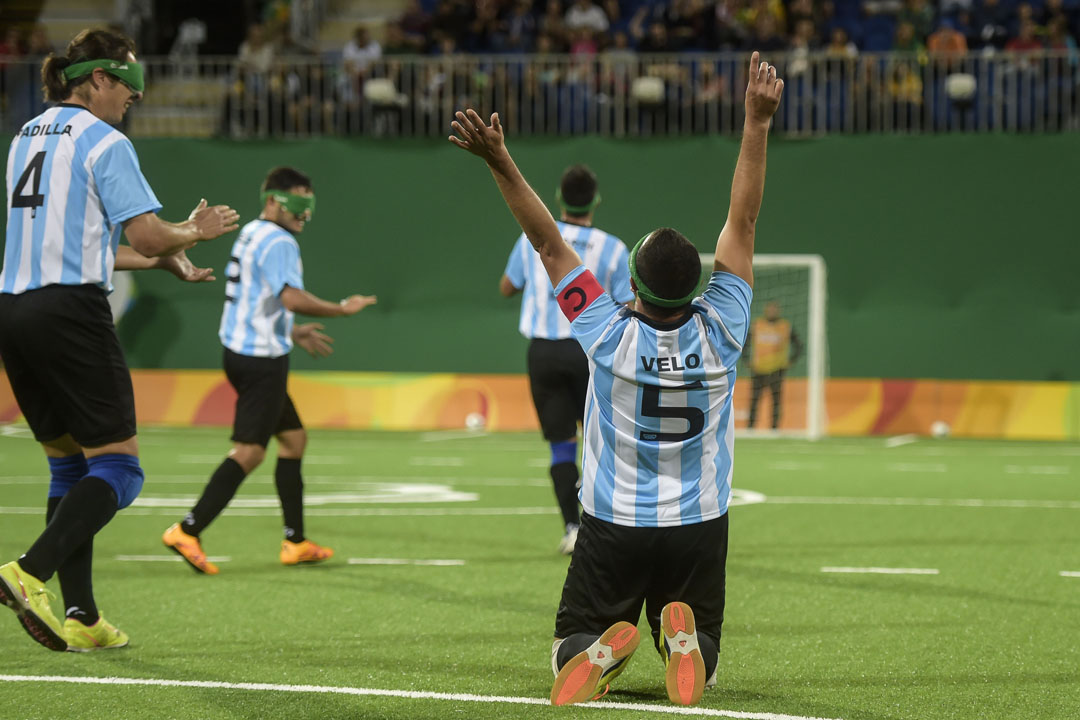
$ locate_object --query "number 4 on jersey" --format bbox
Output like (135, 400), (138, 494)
(12, 151), (46, 218)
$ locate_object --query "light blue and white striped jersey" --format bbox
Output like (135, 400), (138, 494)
(553, 266), (753, 528)
(504, 221), (632, 340)
(218, 219), (305, 358)
(2, 104), (162, 294)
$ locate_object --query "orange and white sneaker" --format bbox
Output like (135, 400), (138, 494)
(660, 602), (706, 706)
(280, 539), (334, 566)
(550, 621), (640, 706)
(162, 523), (219, 575)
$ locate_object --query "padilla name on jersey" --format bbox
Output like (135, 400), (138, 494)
(2, 105), (161, 294)
(219, 219), (304, 358)
(553, 265), (753, 528)
(504, 221), (633, 340)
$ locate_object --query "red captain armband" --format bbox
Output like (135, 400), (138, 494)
(557, 270), (605, 322)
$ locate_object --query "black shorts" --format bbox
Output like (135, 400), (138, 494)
(223, 348), (303, 447)
(526, 338), (589, 442)
(554, 512), (729, 652)
(0, 284), (136, 447)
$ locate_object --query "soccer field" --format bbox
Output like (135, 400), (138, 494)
(1, 427), (1077, 720)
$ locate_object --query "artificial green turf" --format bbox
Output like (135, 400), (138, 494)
(1, 428), (1078, 719)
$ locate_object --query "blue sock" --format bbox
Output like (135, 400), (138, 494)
(86, 454), (145, 510)
(48, 454), (89, 499)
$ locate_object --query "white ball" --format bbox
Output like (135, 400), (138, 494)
(465, 412), (486, 431)
(930, 420), (951, 439)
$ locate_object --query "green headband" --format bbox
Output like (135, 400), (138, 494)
(556, 188), (601, 215)
(262, 190), (316, 218)
(63, 59), (144, 93)
(628, 232), (700, 308)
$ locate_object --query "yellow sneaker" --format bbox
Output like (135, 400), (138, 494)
(0, 560), (67, 651)
(660, 602), (706, 706)
(64, 615), (129, 652)
(280, 539), (334, 566)
(162, 523), (219, 574)
(550, 621), (640, 706)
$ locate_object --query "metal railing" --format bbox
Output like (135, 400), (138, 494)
(2, 50), (1078, 138)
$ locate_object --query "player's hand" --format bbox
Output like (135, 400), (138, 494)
(744, 51), (784, 124)
(190, 199), (241, 241)
(293, 322), (334, 358)
(157, 248), (215, 282)
(340, 294), (377, 315)
(448, 110), (507, 165)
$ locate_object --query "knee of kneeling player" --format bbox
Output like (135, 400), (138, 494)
(87, 454), (145, 509)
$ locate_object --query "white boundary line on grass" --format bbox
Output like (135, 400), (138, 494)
(1060, 571), (1080, 578)
(821, 567), (939, 575)
(348, 558), (465, 566)
(0, 675), (843, 720)
(884, 434), (918, 448)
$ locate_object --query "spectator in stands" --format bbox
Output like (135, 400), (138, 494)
(540, 0), (569, 48)
(566, 0), (610, 34)
(570, 28), (600, 55)
(383, 22), (415, 55)
(971, 0), (1010, 49)
(400, 0), (432, 43)
(749, 14), (787, 52)
(432, 0), (472, 51)
(238, 23), (275, 75)
(0, 27), (22, 58)
(505, 0), (539, 52)
(1046, 14), (1079, 55)
(602, 0), (628, 35)
(899, 0), (935, 40)
(826, 27), (858, 57)
(889, 62), (923, 124)
(467, 0), (504, 52)
(343, 25), (382, 79)
(893, 20), (925, 52)
(1006, 19), (1044, 52)
(927, 19), (968, 55)
(637, 20), (673, 52)
(863, 0), (903, 17)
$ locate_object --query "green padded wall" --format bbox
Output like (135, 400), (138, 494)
(4, 135), (1077, 379)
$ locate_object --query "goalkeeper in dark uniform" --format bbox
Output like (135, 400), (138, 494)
(745, 301), (802, 430)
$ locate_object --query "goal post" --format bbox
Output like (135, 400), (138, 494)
(699, 253), (828, 439)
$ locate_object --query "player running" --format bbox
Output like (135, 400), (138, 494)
(500, 164), (633, 554)
(162, 166), (376, 574)
(0, 29), (239, 652)
(449, 52), (783, 706)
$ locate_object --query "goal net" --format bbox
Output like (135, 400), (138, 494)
(699, 253), (828, 439)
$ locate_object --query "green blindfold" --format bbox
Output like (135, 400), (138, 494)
(555, 188), (601, 215)
(261, 190), (316, 218)
(629, 232), (700, 308)
(63, 59), (145, 93)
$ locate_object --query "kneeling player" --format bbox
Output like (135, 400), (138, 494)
(163, 167), (376, 574)
(449, 52), (784, 705)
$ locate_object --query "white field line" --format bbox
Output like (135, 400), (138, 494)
(408, 457), (465, 467)
(766, 461), (822, 471)
(419, 430), (489, 442)
(115, 555), (231, 563)
(348, 558), (465, 566)
(1060, 571), (1080, 578)
(1004, 465), (1070, 475)
(528, 458), (551, 468)
(0, 674), (843, 720)
(767, 496), (1080, 510)
(821, 567), (939, 575)
(0, 475), (543, 487)
(885, 463), (948, 473)
(0, 505), (561, 518)
(0, 425), (34, 439)
(884, 434), (919, 448)
(175, 455), (346, 465)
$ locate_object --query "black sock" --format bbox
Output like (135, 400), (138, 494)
(20, 477), (117, 583)
(275, 457), (304, 543)
(550, 462), (580, 529)
(44, 496), (100, 626)
(555, 632), (598, 670)
(182, 458), (248, 537)
(698, 632), (719, 680)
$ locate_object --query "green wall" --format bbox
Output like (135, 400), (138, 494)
(6, 135), (1078, 379)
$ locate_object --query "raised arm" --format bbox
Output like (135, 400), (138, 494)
(123, 199), (240, 258)
(449, 109), (581, 289)
(714, 52), (784, 288)
(280, 286), (376, 317)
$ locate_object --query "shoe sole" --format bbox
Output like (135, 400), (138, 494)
(0, 573), (68, 652)
(66, 638), (129, 652)
(550, 621), (640, 706)
(662, 602), (706, 706)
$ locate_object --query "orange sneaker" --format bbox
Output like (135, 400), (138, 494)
(280, 539), (334, 566)
(162, 523), (219, 575)
(550, 621), (639, 706)
(660, 602), (706, 706)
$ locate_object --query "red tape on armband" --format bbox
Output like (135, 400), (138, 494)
(557, 270), (605, 322)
